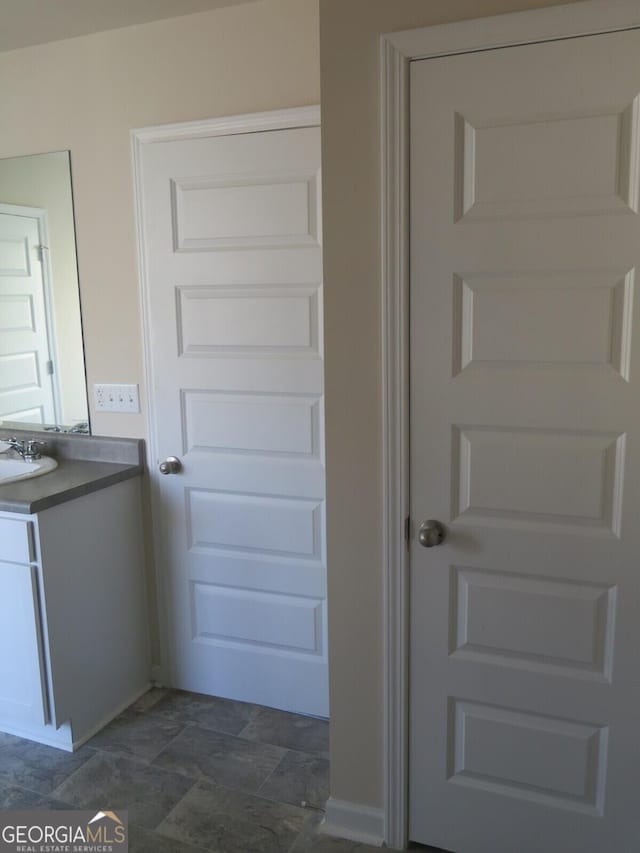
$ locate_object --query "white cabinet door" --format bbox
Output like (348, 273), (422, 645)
(410, 29), (640, 853)
(0, 561), (47, 726)
(137, 121), (327, 716)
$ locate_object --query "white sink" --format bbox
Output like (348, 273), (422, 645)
(0, 455), (58, 485)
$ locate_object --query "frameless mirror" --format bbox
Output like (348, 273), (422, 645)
(0, 151), (89, 434)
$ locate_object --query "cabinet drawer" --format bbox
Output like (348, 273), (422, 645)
(0, 518), (35, 563)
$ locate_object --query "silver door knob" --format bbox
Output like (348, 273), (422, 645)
(418, 519), (447, 548)
(159, 456), (182, 475)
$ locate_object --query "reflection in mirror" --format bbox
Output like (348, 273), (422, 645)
(0, 151), (89, 434)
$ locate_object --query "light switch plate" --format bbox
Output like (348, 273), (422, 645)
(94, 383), (140, 413)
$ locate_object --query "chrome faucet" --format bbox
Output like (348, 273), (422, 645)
(2, 436), (47, 462)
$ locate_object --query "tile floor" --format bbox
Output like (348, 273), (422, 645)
(0, 688), (386, 852)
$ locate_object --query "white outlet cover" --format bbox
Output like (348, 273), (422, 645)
(94, 383), (140, 413)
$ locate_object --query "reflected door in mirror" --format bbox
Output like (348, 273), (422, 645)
(0, 207), (57, 424)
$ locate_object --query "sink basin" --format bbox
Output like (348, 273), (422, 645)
(0, 455), (58, 485)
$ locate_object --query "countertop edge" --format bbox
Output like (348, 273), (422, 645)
(0, 463), (143, 515)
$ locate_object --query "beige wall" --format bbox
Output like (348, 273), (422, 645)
(320, 0), (582, 811)
(0, 0), (320, 437)
(0, 151), (88, 424)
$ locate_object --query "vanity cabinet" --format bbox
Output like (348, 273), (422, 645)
(0, 476), (150, 751)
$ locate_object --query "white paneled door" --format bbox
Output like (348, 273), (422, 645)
(410, 30), (640, 852)
(136, 114), (327, 716)
(0, 208), (57, 425)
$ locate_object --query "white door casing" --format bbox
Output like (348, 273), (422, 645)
(382, 1), (640, 850)
(133, 108), (328, 717)
(0, 206), (58, 425)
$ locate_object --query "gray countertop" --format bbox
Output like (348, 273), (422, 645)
(0, 432), (145, 514)
(0, 458), (143, 514)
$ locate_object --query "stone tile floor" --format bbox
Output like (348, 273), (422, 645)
(0, 688), (389, 852)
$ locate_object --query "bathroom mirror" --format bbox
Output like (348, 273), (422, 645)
(0, 151), (90, 434)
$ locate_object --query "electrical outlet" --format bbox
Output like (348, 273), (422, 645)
(94, 384), (140, 413)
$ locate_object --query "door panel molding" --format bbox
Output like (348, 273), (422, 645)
(381, 2), (640, 848)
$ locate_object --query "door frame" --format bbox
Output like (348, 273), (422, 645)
(131, 105), (321, 685)
(0, 202), (62, 425)
(380, 1), (640, 847)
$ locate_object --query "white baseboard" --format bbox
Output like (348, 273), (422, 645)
(321, 797), (385, 847)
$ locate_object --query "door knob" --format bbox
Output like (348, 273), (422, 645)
(159, 456), (182, 475)
(418, 519), (447, 548)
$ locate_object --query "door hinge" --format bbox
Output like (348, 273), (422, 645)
(45, 360), (54, 376)
(404, 515), (411, 549)
(37, 245), (48, 262)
